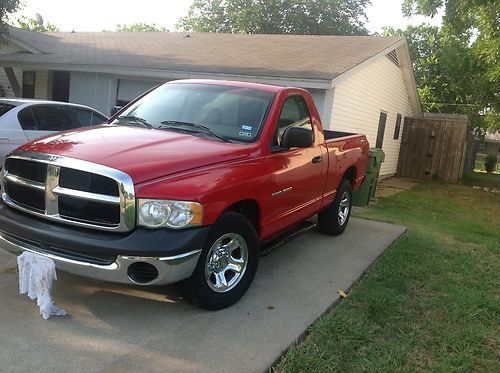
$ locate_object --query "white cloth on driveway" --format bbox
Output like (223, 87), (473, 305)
(17, 252), (67, 320)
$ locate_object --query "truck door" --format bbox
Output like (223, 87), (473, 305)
(263, 94), (326, 235)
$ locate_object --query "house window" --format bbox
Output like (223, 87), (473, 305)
(376, 112), (387, 149)
(22, 71), (36, 98)
(393, 113), (402, 140)
(477, 142), (487, 151)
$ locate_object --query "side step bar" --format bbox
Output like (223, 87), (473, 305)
(260, 221), (316, 257)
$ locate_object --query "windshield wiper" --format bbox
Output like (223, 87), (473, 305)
(159, 120), (230, 142)
(115, 115), (153, 128)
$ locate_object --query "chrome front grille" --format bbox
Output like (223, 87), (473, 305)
(1, 152), (136, 232)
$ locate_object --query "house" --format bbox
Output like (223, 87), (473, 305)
(477, 131), (500, 163)
(0, 27), (422, 177)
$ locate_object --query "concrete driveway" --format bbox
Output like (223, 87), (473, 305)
(0, 218), (405, 373)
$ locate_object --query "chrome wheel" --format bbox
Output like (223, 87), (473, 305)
(205, 233), (249, 293)
(337, 191), (350, 226)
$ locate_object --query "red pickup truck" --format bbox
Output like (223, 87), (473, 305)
(0, 80), (369, 309)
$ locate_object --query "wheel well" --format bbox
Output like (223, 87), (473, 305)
(343, 166), (357, 185)
(225, 200), (260, 231)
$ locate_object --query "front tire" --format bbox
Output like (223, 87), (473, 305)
(318, 179), (353, 236)
(188, 212), (259, 310)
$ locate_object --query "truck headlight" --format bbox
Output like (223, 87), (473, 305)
(138, 199), (203, 229)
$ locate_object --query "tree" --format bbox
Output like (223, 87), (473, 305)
(177, 0), (370, 35)
(17, 16), (59, 32)
(116, 23), (169, 32)
(0, 0), (20, 40)
(399, 0), (499, 132)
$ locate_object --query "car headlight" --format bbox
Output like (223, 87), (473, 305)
(137, 199), (203, 229)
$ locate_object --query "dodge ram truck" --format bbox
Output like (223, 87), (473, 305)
(0, 80), (369, 309)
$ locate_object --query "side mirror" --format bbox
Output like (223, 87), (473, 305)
(281, 127), (313, 148)
(111, 106), (123, 116)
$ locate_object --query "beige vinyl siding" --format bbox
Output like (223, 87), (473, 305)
(0, 42), (24, 97)
(328, 55), (413, 176)
(0, 68), (23, 97)
(34, 70), (49, 99)
(0, 69), (49, 99)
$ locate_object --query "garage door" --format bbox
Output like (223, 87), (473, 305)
(117, 79), (163, 105)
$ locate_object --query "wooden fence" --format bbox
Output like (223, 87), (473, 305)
(397, 114), (471, 183)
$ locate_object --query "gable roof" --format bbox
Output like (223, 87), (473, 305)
(1, 27), (403, 81)
(3, 27), (54, 54)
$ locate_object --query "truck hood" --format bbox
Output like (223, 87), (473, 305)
(17, 125), (253, 184)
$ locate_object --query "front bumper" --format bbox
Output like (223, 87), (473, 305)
(0, 203), (211, 285)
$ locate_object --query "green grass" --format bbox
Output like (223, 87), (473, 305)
(462, 171), (500, 189)
(275, 181), (499, 372)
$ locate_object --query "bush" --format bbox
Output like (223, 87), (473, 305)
(484, 154), (497, 173)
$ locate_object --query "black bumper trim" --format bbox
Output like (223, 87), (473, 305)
(0, 203), (211, 258)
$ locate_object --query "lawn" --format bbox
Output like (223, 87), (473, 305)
(462, 172), (500, 189)
(275, 173), (499, 372)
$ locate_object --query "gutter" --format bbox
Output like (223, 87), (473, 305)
(0, 61), (333, 90)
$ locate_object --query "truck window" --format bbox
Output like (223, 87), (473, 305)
(274, 95), (313, 146)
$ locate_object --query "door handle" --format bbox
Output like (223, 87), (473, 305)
(312, 156), (323, 164)
(0, 138), (9, 143)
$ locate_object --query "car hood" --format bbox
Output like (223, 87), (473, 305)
(16, 125), (254, 184)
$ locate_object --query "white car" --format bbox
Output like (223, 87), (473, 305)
(0, 99), (107, 162)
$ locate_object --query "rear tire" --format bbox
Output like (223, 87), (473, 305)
(188, 212), (259, 310)
(318, 179), (352, 236)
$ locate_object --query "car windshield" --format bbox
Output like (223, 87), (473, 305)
(0, 103), (16, 118)
(111, 83), (275, 143)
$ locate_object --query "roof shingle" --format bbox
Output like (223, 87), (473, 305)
(1, 27), (403, 80)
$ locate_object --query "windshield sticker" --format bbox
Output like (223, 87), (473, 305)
(241, 125), (253, 131)
(239, 131), (252, 138)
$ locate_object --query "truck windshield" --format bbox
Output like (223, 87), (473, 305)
(111, 83), (275, 143)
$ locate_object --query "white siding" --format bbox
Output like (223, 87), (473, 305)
(329, 55), (413, 176)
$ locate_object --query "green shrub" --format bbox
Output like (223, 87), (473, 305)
(484, 154), (497, 173)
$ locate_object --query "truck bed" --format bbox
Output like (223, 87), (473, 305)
(323, 129), (360, 140)
(321, 129), (370, 199)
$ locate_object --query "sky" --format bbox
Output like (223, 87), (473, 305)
(12, 0), (443, 34)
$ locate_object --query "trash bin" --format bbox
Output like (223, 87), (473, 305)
(352, 148), (385, 206)
(352, 173), (374, 206)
